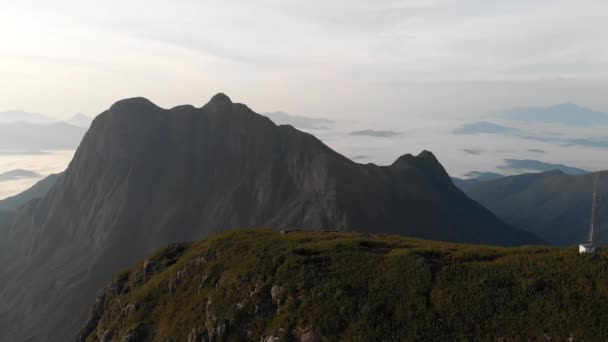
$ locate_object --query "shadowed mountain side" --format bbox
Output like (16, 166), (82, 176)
(465, 170), (608, 245)
(0, 94), (538, 342)
(0, 210), (13, 232)
(0, 173), (63, 211)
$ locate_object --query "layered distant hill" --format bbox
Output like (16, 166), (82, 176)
(0, 169), (41, 182)
(0, 110), (53, 124)
(0, 94), (537, 342)
(452, 172), (505, 192)
(499, 103), (608, 126)
(0, 110), (90, 152)
(261, 111), (333, 130)
(452, 159), (589, 192)
(0, 121), (86, 151)
(464, 170), (607, 245)
(0, 173), (62, 211)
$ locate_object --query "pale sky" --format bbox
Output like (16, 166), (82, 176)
(1, 0), (608, 120)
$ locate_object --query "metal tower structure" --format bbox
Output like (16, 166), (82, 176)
(589, 173), (600, 244)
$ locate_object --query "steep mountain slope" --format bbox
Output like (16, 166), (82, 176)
(80, 230), (608, 342)
(0, 210), (13, 261)
(0, 210), (13, 232)
(465, 170), (607, 245)
(0, 173), (63, 211)
(0, 94), (537, 342)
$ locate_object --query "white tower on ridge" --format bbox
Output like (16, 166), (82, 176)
(580, 174), (601, 254)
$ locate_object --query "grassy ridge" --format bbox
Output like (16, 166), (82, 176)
(80, 230), (608, 341)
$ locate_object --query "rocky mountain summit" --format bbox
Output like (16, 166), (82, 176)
(0, 94), (537, 341)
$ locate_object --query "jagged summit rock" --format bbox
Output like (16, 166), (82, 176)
(0, 94), (539, 341)
(204, 92), (233, 112)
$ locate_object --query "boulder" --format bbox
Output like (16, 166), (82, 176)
(270, 285), (286, 305)
(124, 304), (136, 317)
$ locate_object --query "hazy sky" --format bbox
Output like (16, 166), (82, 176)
(1, 0), (608, 120)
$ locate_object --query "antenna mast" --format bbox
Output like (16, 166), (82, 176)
(589, 174), (600, 244)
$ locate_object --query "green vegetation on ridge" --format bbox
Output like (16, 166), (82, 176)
(80, 230), (608, 341)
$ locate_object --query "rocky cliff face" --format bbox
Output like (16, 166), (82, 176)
(0, 94), (538, 342)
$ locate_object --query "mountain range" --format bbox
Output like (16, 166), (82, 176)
(0, 110), (54, 124)
(498, 103), (608, 126)
(0, 111), (90, 152)
(0, 121), (86, 151)
(462, 170), (607, 245)
(498, 159), (588, 175)
(0, 94), (538, 342)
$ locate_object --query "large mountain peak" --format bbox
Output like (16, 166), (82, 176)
(209, 92), (232, 104)
(390, 150), (452, 186)
(204, 92), (234, 112)
(109, 96), (160, 112)
(0, 95), (539, 341)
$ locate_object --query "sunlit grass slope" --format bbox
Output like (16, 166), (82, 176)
(80, 230), (608, 341)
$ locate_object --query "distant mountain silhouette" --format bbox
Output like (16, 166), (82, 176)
(0, 121), (86, 151)
(462, 149), (482, 155)
(0, 173), (62, 210)
(464, 170), (607, 245)
(0, 94), (539, 341)
(453, 118), (608, 149)
(499, 103), (608, 126)
(0, 169), (41, 182)
(66, 113), (93, 127)
(452, 172), (505, 191)
(498, 159), (588, 175)
(261, 111), (333, 130)
(528, 149), (545, 154)
(454, 121), (522, 135)
(349, 129), (401, 138)
(0, 110), (53, 124)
